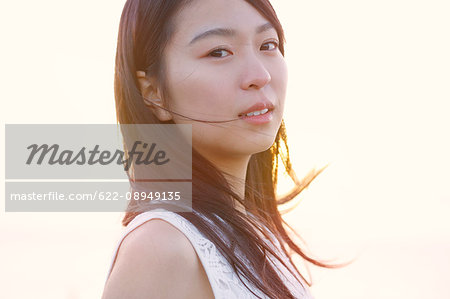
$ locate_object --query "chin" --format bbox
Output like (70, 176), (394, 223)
(246, 136), (278, 155)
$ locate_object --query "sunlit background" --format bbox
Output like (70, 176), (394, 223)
(1, 0), (449, 298)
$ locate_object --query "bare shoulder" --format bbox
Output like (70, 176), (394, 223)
(102, 218), (214, 299)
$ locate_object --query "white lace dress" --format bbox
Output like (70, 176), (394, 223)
(105, 208), (314, 299)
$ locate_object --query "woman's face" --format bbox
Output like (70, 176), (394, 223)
(160, 0), (287, 163)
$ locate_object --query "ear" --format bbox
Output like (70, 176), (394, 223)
(136, 71), (173, 121)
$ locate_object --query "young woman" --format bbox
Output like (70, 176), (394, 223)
(103, 0), (341, 298)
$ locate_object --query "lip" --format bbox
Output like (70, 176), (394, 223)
(238, 101), (275, 118)
(239, 109), (274, 124)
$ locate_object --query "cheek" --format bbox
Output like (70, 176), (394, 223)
(166, 64), (234, 115)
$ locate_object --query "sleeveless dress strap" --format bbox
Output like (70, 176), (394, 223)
(105, 208), (313, 298)
(105, 208), (269, 298)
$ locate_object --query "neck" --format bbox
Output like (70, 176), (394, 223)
(199, 150), (250, 214)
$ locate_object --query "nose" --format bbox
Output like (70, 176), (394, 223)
(239, 53), (271, 90)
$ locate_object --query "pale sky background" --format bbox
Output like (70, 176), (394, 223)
(1, 0), (449, 298)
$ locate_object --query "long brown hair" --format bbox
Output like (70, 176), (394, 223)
(115, 0), (346, 298)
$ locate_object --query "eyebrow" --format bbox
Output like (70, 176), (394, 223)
(189, 22), (275, 45)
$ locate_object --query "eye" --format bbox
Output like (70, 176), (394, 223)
(260, 41), (279, 51)
(208, 48), (233, 58)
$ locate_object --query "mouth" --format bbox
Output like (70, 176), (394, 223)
(238, 107), (274, 118)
